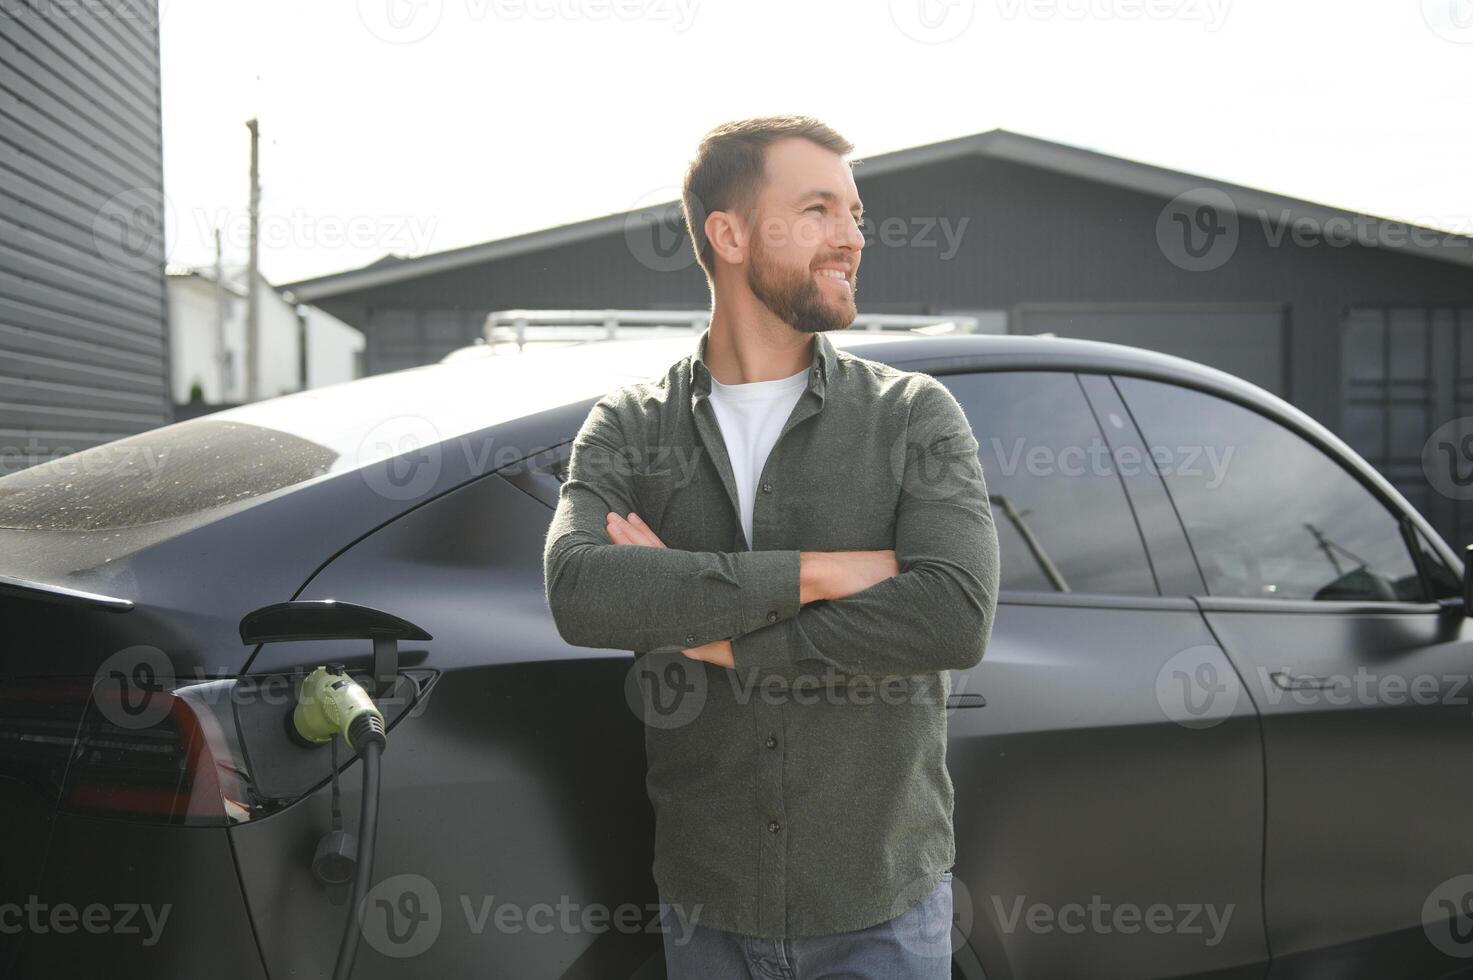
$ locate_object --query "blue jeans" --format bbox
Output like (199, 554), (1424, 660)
(658, 869), (954, 979)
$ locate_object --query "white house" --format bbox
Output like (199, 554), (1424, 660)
(167, 267), (364, 407)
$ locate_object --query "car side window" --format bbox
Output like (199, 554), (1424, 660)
(937, 371), (1159, 595)
(1113, 376), (1426, 602)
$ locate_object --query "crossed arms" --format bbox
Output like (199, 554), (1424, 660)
(541, 379), (1000, 680)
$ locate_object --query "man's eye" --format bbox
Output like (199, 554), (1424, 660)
(807, 205), (824, 213)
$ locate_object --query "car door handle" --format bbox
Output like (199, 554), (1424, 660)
(946, 693), (987, 708)
(1269, 671), (1341, 691)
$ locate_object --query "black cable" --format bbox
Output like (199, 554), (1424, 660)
(331, 714), (387, 980)
(329, 734), (343, 832)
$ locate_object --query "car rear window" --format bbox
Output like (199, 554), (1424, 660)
(0, 420), (337, 530)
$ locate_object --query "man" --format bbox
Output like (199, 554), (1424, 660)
(542, 115), (999, 979)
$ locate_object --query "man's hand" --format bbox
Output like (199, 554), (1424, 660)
(606, 511), (666, 548)
(680, 639), (734, 668)
(607, 511), (724, 662)
(801, 550), (900, 603)
(604, 511), (901, 669)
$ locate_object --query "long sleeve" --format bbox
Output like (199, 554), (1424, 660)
(543, 392), (804, 653)
(729, 378), (999, 681)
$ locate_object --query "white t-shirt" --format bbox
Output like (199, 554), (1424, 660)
(707, 365), (812, 550)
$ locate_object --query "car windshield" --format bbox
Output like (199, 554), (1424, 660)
(0, 339), (680, 531)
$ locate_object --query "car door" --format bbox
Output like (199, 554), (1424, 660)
(934, 369), (1269, 980)
(1112, 373), (1473, 980)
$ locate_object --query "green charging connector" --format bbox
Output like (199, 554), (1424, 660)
(291, 664), (387, 752)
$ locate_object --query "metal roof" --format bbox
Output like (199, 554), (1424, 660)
(282, 127), (1473, 302)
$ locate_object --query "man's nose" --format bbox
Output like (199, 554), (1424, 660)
(834, 213), (865, 252)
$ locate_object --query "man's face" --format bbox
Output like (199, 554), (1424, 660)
(741, 137), (865, 334)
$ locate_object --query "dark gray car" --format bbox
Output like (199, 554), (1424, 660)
(2, 329), (1470, 979)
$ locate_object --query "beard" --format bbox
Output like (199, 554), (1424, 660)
(745, 235), (857, 335)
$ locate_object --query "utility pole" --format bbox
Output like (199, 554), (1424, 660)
(245, 117), (261, 403)
(213, 225), (228, 400)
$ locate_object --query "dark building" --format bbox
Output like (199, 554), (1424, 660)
(285, 129), (1473, 548)
(0, 1), (171, 474)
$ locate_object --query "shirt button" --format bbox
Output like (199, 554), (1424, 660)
(768, 820), (781, 834)
(766, 610), (778, 623)
(761, 482), (773, 493)
(684, 633), (696, 644)
(765, 734), (778, 749)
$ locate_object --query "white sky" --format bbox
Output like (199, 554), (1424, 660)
(157, 0), (1473, 286)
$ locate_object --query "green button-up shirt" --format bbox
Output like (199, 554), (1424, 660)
(542, 326), (1000, 939)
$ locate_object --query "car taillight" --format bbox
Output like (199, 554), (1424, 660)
(0, 679), (92, 805)
(60, 678), (257, 826)
(3, 668), (432, 826)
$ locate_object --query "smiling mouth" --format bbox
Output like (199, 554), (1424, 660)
(814, 269), (853, 292)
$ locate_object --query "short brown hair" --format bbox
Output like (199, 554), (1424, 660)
(680, 115), (854, 282)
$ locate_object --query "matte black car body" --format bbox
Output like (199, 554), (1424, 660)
(2, 330), (1471, 979)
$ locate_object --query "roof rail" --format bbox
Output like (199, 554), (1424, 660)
(443, 309), (980, 359)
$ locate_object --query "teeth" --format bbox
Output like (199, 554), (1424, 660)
(817, 269), (847, 279)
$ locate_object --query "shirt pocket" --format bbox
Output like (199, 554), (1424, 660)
(630, 467), (706, 548)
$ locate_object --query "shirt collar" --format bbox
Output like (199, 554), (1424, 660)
(690, 326), (836, 409)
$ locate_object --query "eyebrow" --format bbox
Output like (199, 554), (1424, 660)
(799, 189), (865, 214)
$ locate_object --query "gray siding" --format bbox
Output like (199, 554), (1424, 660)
(0, 0), (170, 475)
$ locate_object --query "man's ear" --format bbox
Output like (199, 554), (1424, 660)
(705, 209), (747, 267)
